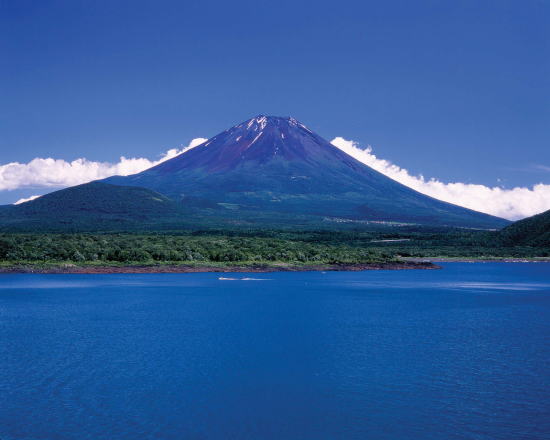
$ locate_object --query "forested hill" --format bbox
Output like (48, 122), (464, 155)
(0, 182), (191, 231)
(499, 209), (550, 247)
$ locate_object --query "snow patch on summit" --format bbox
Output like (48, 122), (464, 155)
(246, 116), (268, 131)
(249, 132), (263, 147)
(287, 117), (311, 132)
(256, 116), (268, 130)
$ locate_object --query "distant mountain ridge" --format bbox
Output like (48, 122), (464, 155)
(0, 115), (509, 231)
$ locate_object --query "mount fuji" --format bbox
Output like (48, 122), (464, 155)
(0, 115), (508, 231)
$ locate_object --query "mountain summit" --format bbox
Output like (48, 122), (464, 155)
(141, 115), (363, 173)
(1, 115), (509, 231)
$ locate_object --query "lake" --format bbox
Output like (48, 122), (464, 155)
(1, 263), (549, 440)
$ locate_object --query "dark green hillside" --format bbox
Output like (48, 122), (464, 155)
(499, 209), (550, 246)
(0, 182), (192, 232)
(0, 182), (510, 233)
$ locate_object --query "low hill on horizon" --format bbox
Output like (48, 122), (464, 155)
(499, 209), (550, 247)
(0, 182), (192, 232)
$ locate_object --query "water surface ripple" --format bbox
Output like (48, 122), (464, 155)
(1, 263), (549, 440)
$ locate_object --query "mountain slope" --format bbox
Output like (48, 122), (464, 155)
(0, 182), (190, 231)
(499, 209), (550, 246)
(105, 115), (508, 229)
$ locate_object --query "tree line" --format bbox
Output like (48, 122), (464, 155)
(0, 233), (391, 264)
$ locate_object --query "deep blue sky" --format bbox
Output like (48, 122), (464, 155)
(2, 0), (549, 194)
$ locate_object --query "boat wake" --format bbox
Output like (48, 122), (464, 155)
(218, 277), (271, 281)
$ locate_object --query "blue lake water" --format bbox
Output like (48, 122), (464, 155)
(1, 263), (549, 440)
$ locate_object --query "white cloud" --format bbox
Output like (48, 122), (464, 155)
(0, 138), (207, 192)
(14, 195), (41, 205)
(2, 135), (548, 220)
(331, 137), (550, 221)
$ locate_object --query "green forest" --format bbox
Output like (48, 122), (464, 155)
(0, 226), (548, 268)
(0, 232), (393, 266)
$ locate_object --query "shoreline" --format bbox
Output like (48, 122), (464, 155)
(0, 261), (440, 274)
(403, 257), (550, 263)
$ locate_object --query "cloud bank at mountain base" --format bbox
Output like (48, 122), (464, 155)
(3, 136), (549, 220)
(331, 137), (550, 220)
